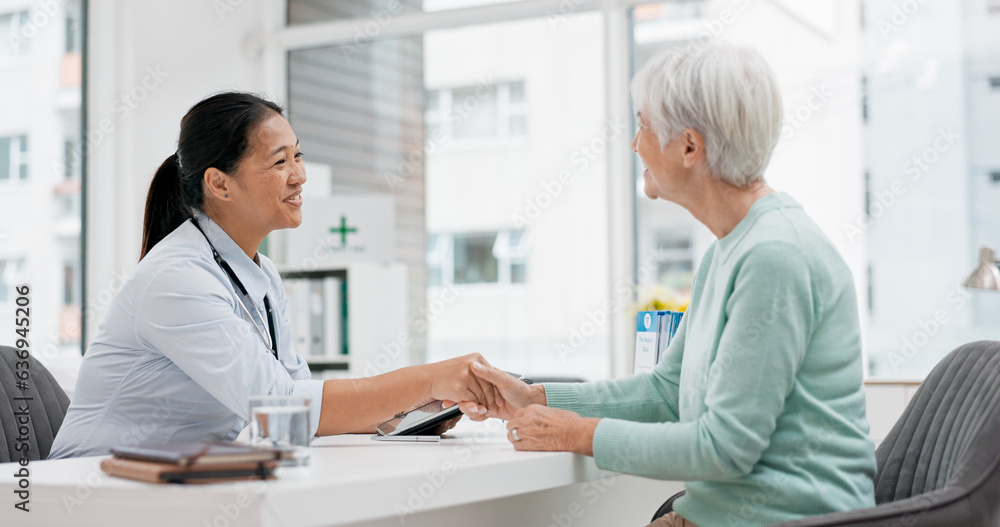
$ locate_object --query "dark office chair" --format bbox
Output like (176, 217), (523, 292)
(0, 345), (71, 462)
(652, 340), (1000, 526)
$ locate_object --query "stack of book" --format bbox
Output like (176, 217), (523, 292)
(633, 310), (684, 375)
(100, 442), (289, 484)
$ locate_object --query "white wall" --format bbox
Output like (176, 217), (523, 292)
(85, 0), (282, 345)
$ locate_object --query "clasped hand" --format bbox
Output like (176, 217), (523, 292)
(437, 360), (598, 456)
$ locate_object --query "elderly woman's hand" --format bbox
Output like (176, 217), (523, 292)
(456, 362), (547, 420)
(503, 405), (600, 455)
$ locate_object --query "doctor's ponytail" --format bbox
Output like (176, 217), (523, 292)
(140, 92), (284, 260)
(141, 153), (192, 259)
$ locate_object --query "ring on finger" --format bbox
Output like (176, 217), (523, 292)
(511, 428), (521, 442)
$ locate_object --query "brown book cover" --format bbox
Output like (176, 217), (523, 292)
(110, 442), (288, 466)
(100, 457), (278, 484)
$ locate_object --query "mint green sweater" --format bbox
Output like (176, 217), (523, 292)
(545, 193), (876, 526)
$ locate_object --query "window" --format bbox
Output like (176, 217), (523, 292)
(63, 140), (81, 180)
(0, 11), (30, 58)
(65, 3), (82, 54)
(426, 234), (450, 288)
(0, 0), (83, 361)
(425, 81), (527, 142)
(0, 259), (24, 304)
(861, 75), (869, 123)
(864, 170), (872, 215)
(633, 1), (1000, 380)
(428, 231), (529, 286)
(453, 234), (498, 284)
(493, 230), (529, 284)
(0, 135), (29, 182)
(286, 7), (610, 380)
(653, 232), (693, 292)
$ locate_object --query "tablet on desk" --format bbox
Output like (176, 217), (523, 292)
(376, 400), (462, 437)
(376, 372), (534, 437)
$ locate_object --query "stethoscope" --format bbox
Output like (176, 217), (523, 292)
(191, 218), (278, 360)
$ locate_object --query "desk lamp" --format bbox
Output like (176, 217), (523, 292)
(963, 246), (1000, 291)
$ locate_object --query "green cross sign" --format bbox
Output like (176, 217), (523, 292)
(331, 216), (358, 246)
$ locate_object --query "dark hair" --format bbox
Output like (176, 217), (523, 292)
(140, 92), (284, 259)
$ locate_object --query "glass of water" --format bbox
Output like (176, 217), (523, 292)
(249, 395), (312, 466)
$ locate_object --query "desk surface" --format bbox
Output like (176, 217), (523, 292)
(2, 420), (679, 527)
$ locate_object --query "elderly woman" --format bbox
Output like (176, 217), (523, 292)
(465, 44), (877, 526)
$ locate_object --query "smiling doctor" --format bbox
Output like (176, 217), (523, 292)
(50, 92), (493, 458)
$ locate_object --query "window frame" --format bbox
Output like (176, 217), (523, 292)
(0, 10), (31, 61)
(270, 0), (637, 376)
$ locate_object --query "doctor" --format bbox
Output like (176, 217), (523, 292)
(49, 92), (494, 458)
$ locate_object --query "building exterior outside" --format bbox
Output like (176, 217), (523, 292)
(862, 0), (1000, 377)
(0, 0), (83, 392)
(423, 13), (614, 380)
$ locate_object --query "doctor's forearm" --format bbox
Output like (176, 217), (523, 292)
(315, 365), (432, 436)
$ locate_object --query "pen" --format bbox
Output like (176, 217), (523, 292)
(372, 435), (441, 443)
(506, 371), (535, 385)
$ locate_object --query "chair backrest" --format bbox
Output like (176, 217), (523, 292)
(873, 341), (1000, 512)
(0, 345), (71, 462)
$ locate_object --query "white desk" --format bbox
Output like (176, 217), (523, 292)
(1, 420), (682, 527)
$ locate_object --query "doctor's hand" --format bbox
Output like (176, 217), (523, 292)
(504, 405), (599, 456)
(458, 363), (547, 421)
(423, 353), (496, 417)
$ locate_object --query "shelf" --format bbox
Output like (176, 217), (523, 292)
(306, 359), (350, 372)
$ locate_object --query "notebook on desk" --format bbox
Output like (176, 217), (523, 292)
(110, 441), (289, 466)
(100, 457), (277, 484)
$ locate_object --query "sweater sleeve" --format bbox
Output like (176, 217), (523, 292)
(590, 242), (815, 480)
(544, 315), (686, 424)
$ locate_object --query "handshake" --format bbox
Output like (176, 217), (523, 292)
(426, 354), (598, 455)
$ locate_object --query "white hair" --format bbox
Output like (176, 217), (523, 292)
(631, 42), (783, 187)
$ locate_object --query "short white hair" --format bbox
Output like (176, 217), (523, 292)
(631, 42), (783, 187)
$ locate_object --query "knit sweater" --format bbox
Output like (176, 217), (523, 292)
(545, 193), (876, 526)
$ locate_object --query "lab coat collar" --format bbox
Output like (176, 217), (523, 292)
(192, 210), (272, 307)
